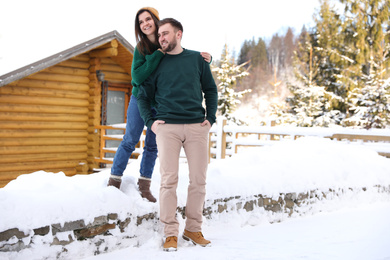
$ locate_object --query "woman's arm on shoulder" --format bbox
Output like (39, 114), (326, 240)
(131, 47), (165, 86)
(200, 52), (212, 64)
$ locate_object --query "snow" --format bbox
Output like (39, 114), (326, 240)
(82, 203), (390, 260)
(1, 137), (390, 259)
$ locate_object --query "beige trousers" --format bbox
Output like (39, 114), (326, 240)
(155, 123), (210, 237)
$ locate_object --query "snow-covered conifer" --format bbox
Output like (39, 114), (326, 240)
(212, 44), (251, 125)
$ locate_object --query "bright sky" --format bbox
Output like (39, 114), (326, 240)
(0, 0), (323, 76)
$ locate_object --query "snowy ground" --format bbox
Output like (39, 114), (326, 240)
(1, 137), (390, 260)
(83, 202), (390, 260)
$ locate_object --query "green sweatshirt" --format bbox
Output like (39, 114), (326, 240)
(137, 49), (218, 129)
(131, 45), (165, 98)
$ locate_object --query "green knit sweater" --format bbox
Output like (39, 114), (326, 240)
(137, 49), (218, 129)
(131, 45), (165, 98)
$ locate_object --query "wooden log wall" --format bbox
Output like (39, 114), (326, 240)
(88, 40), (132, 171)
(0, 40), (133, 188)
(0, 54), (90, 187)
(88, 57), (102, 172)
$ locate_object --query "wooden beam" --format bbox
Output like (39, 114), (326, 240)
(87, 141), (99, 149)
(87, 134), (99, 142)
(0, 180), (11, 188)
(0, 129), (87, 138)
(102, 71), (131, 82)
(88, 87), (101, 96)
(87, 56), (102, 174)
(0, 103), (89, 114)
(88, 162), (99, 172)
(94, 158), (115, 164)
(0, 95), (89, 107)
(88, 110), (99, 118)
(331, 134), (390, 142)
(72, 54), (90, 62)
(87, 148), (100, 157)
(42, 66), (90, 76)
(0, 153), (87, 164)
(58, 60), (90, 69)
(27, 73), (90, 84)
(111, 44), (133, 75)
(89, 48), (118, 58)
(95, 40), (119, 49)
(89, 58), (102, 67)
(89, 64), (126, 73)
(88, 102), (101, 113)
(101, 58), (116, 64)
(0, 86), (89, 99)
(0, 145), (88, 155)
(0, 112), (88, 122)
(0, 121), (88, 130)
(10, 79), (89, 91)
(76, 161), (89, 174)
(0, 160), (82, 172)
(0, 137), (87, 146)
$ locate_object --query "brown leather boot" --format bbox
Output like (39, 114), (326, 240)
(163, 236), (177, 251)
(183, 229), (211, 247)
(107, 175), (121, 189)
(137, 178), (156, 203)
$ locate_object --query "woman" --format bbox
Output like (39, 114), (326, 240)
(108, 7), (211, 202)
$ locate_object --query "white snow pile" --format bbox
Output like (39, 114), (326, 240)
(0, 137), (390, 259)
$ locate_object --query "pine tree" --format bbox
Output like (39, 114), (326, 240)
(251, 38), (268, 69)
(283, 27), (295, 68)
(340, 0), (390, 127)
(311, 0), (353, 115)
(344, 45), (390, 128)
(237, 39), (252, 67)
(283, 34), (339, 127)
(212, 44), (251, 125)
(341, 0), (390, 77)
(276, 0), (390, 128)
(340, 0), (390, 91)
(268, 34), (283, 76)
(238, 38), (267, 69)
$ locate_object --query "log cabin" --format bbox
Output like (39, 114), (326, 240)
(0, 31), (135, 188)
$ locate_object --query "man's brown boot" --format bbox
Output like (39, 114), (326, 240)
(163, 236), (177, 251)
(183, 229), (211, 247)
(107, 175), (121, 189)
(137, 178), (157, 203)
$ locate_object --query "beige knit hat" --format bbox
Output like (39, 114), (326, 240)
(139, 7), (160, 20)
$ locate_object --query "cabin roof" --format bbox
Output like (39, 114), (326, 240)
(0, 30), (134, 87)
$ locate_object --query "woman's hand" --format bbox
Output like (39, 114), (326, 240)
(201, 52), (212, 63)
(158, 48), (165, 54)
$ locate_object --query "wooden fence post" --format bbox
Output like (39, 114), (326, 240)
(270, 120), (276, 140)
(221, 119), (227, 159)
(215, 117), (227, 160)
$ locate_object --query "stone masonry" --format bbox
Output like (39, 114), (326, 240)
(1, 185), (388, 256)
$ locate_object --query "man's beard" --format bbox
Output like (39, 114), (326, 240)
(162, 38), (177, 52)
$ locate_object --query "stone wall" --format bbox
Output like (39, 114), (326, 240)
(1, 186), (388, 257)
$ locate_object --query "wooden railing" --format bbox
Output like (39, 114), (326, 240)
(209, 118), (390, 159)
(330, 133), (390, 158)
(95, 118), (390, 167)
(94, 124), (145, 165)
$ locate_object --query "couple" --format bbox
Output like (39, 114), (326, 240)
(108, 7), (218, 252)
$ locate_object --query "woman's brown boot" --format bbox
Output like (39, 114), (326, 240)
(107, 175), (122, 189)
(137, 178), (156, 203)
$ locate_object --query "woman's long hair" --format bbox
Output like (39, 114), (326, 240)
(134, 9), (160, 56)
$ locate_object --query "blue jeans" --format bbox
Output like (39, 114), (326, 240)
(111, 95), (157, 179)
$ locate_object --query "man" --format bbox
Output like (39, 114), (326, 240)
(137, 18), (218, 251)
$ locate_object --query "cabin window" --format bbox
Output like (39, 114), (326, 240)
(102, 82), (132, 159)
